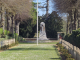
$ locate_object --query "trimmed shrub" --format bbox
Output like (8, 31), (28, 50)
(57, 43), (74, 60)
(64, 34), (71, 41)
(65, 54), (72, 58)
(64, 28), (80, 48)
(1, 45), (9, 50)
(1, 43), (18, 50)
(66, 58), (74, 60)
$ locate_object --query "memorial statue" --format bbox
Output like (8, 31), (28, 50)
(39, 22), (48, 40)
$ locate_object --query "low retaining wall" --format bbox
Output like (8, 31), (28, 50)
(61, 40), (80, 60)
(24, 38), (57, 41)
(0, 39), (15, 47)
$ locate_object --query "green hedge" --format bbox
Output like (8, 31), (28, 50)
(64, 28), (80, 48)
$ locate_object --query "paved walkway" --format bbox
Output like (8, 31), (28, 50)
(0, 44), (61, 60)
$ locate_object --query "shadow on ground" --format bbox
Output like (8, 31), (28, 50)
(8, 48), (56, 51)
(50, 58), (61, 60)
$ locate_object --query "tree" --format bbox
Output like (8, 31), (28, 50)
(1, 0), (33, 20)
(38, 11), (63, 38)
(45, 11), (63, 38)
(0, 0), (33, 35)
(38, 0), (49, 17)
(52, 0), (80, 34)
(19, 2), (37, 38)
(52, 0), (78, 13)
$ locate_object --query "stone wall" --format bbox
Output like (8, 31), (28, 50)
(0, 39), (15, 47)
(61, 40), (80, 60)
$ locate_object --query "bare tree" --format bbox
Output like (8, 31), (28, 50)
(52, 0), (77, 13)
(39, 0), (49, 17)
(0, 0), (33, 35)
(1, 0), (33, 20)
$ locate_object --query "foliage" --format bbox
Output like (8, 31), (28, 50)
(14, 33), (18, 41)
(1, 43), (18, 50)
(0, 0), (33, 20)
(66, 58), (75, 60)
(19, 2), (37, 38)
(1, 45), (9, 50)
(0, 28), (3, 35)
(17, 36), (26, 42)
(4, 30), (8, 35)
(64, 28), (80, 48)
(57, 43), (74, 60)
(39, 11), (63, 38)
(19, 19), (36, 38)
(8, 32), (13, 37)
(1, 33), (6, 38)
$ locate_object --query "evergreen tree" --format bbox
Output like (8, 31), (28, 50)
(19, 2), (37, 38)
(38, 11), (63, 38)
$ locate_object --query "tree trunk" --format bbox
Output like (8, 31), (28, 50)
(1, 6), (5, 32)
(46, 0), (49, 17)
(77, 8), (80, 28)
(15, 20), (20, 35)
(11, 15), (14, 34)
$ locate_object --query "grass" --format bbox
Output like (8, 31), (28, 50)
(19, 40), (59, 44)
(0, 43), (61, 60)
(19, 42), (58, 44)
(39, 42), (59, 44)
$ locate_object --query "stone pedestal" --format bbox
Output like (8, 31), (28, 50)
(39, 22), (48, 40)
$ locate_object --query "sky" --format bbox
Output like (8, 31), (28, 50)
(33, 0), (55, 16)
(33, 0), (67, 21)
(38, 0), (55, 16)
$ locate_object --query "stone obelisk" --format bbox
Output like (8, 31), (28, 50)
(39, 22), (48, 40)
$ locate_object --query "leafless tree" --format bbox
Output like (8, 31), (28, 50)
(52, 0), (78, 13)
(1, 0), (33, 20)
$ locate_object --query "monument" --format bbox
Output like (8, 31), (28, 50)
(39, 22), (48, 40)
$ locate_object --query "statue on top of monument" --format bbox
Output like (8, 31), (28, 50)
(39, 22), (48, 40)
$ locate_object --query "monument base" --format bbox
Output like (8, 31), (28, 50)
(39, 32), (48, 40)
(38, 38), (48, 40)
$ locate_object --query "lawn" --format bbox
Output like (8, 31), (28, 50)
(20, 42), (58, 44)
(0, 44), (61, 60)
